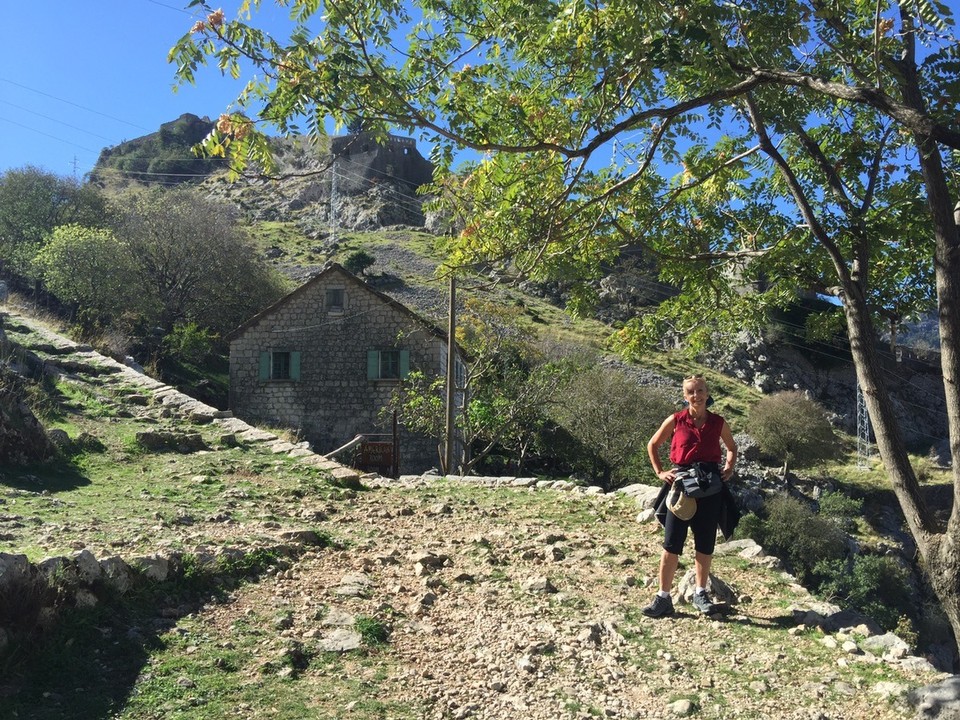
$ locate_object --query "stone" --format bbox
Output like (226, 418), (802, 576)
(860, 632), (910, 658)
(871, 681), (907, 700)
(908, 676), (960, 719)
(0, 382), (56, 466)
(333, 573), (372, 597)
(676, 571), (735, 605)
(521, 576), (557, 594)
(134, 430), (208, 453)
(47, 428), (70, 448)
(99, 556), (134, 594)
(409, 552), (448, 568)
(134, 554), (170, 582)
(279, 529), (330, 547)
(38, 555), (78, 586)
(321, 608), (356, 627)
(73, 549), (103, 584)
(0, 553), (32, 590)
(667, 698), (696, 716)
(636, 508), (656, 523)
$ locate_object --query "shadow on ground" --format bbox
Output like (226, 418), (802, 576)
(0, 560), (270, 719)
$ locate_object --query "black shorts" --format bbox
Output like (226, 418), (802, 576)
(663, 490), (722, 556)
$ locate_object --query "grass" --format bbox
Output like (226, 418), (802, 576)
(1, 548), (414, 720)
(1, 286), (950, 720)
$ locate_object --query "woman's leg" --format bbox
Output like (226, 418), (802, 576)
(659, 550), (680, 592)
(694, 551), (712, 588)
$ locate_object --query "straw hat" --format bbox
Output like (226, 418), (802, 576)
(667, 483), (697, 521)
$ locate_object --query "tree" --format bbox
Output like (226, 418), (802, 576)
(748, 391), (838, 477)
(552, 366), (676, 489)
(385, 298), (572, 473)
(0, 167), (109, 281)
(173, 1), (960, 653)
(110, 187), (287, 335)
(34, 224), (143, 328)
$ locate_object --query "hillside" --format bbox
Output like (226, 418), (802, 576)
(90, 113), (226, 187)
(0, 306), (954, 720)
(79, 115), (946, 454)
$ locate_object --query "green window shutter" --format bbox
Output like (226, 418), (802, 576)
(290, 351), (301, 381)
(367, 350), (380, 380)
(399, 350), (410, 378)
(259, 352), (270, 381)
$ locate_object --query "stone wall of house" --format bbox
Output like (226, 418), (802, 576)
(230, 267), (446, 473)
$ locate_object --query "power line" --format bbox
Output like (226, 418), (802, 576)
(0, 77), (151, 132)
(140, 0), (201, 15)
(0, 100), (118, 142)
(0, 115), (100, 155)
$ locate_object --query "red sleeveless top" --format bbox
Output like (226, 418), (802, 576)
(670, 409), (724, 465)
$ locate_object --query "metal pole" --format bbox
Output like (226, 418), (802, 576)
(392, 409), (399, 479)
(444, 275), (457, 475)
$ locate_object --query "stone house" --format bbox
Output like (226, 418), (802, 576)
(227, 263), (463, 474)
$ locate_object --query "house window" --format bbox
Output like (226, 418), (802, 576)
(367, 349), (410, 381)
(259, 350), (301, 381)
(326, 288), (345, 313)
(273, 351), (291, 379)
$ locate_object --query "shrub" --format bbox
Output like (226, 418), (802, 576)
(761, 494), (847, 583)
(818, 490), (863, 531)
(355, 615), (390, 646)
(815, 554), (914, 632)
(551, 367), (676, 489)
(162, 322), (217, 365)
(818, 490), (863, 518)
(748, 391), (838, 476)
(343, 249), (376, 276)
(733, 512), (764, 543)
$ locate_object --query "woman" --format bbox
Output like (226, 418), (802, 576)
(642, 374), (737, 618)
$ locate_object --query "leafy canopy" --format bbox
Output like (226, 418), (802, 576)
(171, 0), (959, 351)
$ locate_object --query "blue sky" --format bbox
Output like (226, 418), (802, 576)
(1, 1), (299, 179)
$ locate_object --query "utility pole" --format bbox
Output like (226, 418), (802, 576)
(329, 160), (338, 245)
(444, 274), (457, 475)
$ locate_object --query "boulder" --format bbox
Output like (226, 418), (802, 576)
(0, 379), (55, 466)
(909, 676), (960, 719)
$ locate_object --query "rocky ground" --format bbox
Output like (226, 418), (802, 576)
(0, 309), (954, 720)
(164, 471), (948, 720)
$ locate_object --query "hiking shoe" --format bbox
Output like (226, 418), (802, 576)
(641, 594), (674, 618)
(691, 589), (716, 615)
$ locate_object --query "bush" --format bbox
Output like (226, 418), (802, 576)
(748, 391), (838, 475)
(355, 615), (390, 646)
(162, 322), (217, 365)
(733, 512), (764, 543)
(343, 249), (376, 276)
(761, 495), (847, 583)
(818, 490), (863, 518)
(815, 555), (914, 632)
(818, 490), (863, 531)
(551, 367), (676, 489)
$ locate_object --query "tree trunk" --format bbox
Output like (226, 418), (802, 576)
(877, 27), (960, 657)
(912, 137), (960, 655)
(838, 282), (960, 653)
